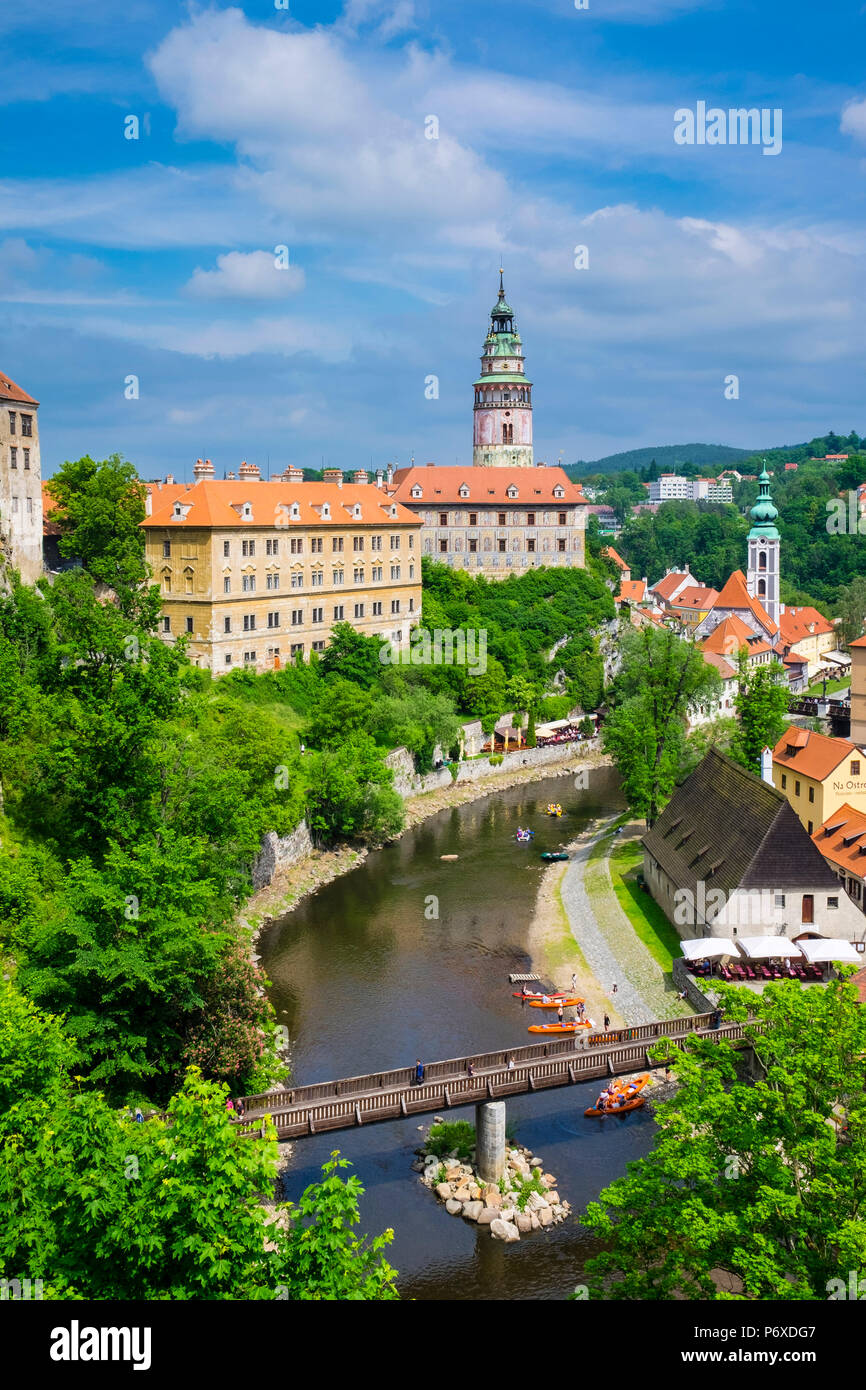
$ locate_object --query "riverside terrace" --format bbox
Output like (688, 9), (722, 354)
(232, 1012), (757, 1139)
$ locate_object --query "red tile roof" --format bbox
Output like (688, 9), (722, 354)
(603, 545), (629, 571)
(142, 480), (422, 530)
(699, 614), (755, 657)
(671, 586), (719, 611)
(651, 570), (693, 602)
(779, 606), (834, 646)
(773, 727), (857, 782)
(618, 579), (647, 604)
(0, 370), (38, 405)
(390, 465), (586, 505)
(713, 569), (777, 635)
(702, 650), (737, 680)
(811, 802), (866, 880)
(850, 634), (866, 650)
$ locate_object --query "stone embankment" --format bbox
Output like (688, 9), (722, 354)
(413, 1128), (570, 1241)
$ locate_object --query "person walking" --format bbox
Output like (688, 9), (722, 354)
(414, 1058), (425, 1086)
(571, 972), (577, 993)
(557, 1001), (564, 1025)
(134, 1107), (143, 1124)
(603, 1013), (611, 1030)
(612, 982), (618, 994)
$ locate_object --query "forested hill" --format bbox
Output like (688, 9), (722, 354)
(567, 443), (754, 476)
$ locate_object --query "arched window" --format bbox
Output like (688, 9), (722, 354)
(759, 552), (767, 570)
(758, 578), (766, 597)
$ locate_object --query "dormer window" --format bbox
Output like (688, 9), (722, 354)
(353, 503), (362, 519)
(321, 502), (331, 519)
(242, 502), (252, 520)
(553, 486), (565, 499)
(411, 485), (422, 498)
(390, 505), (398, 518)
(459, 484), (470, 498)
(290, 501), (300, 520)
(507, 486), (518, 499)
(173, 503), (183, 518)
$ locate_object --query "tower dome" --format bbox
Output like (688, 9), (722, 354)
(748, 468), (779, 537)
(472, 269), (534, 468)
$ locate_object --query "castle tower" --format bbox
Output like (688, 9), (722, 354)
(472, 270), (533, 468)
(747, 466), (780, 628)
(0, 371), (42, 584)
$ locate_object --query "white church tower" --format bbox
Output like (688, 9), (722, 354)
(746, 466), (780, 628)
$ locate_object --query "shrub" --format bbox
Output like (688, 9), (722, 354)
(426, 1120), (475, 1161)
(489, 753), (504, 766)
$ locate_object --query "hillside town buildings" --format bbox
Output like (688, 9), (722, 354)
(647, 474), (733, 504)
(771, 726), (866, 834)
(0, 370), (42, 584)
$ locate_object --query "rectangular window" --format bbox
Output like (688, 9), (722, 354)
(439, 539), (448, 553)
(223, 577), (230, 594)
(291, 572), (302, 589)
(498, 538), (506, 553)
(8, 411), (15, 434)
(391, 599), (400, 614)
(439, 512), (448, 527)
(267, 574), (281, 591)
(774, 894), (785, 908)
(267, 611), (280, 628)
(312, 607), (323, 623)
(408, 534), (414, 549)
(162, 616), (170, 633)
(371, 535), (382, 551)
(243, 615), (256, 631)
(794, 780), (800, 797)
(20, 415), (32, 437)
(333, 569), (344, 585)
(781, 774), (786, 789)
(527, 538), (535, 553)
(224, 617), (231, 633)
(558, 512), (567, 526)
(163, 541), (171, 558)
(354, 567), (364, 584)
(243, 651), (256, 664)
(353, 536), (364, 551)
(852, 761), (861, 776)
(223, 540), (230, 558)
(372, 601), (382, 616)
(332, 537), (344, 552)
(242, 575), (256, 593)
(391, 565), (400, 580)
(266, 538), (279, 555)
(333, 604), (344, 620)
(184, 572), (193, 594)
(311, 571), (322, 587)
(23, 450), (29, 470)
(9, 448), (16, 468)
(354, 603), (364, 618)
(498, 512), (506, 525)
(290, 538), (303, 555)
(468, 539), (477, 553)
(291, 609), (303, 626)
(409, 563), (414, 578)
(372, 566), (382, 581)
(225, 654), (232, 665)
(163, 574), (171, 593)
(409, 596), (415, 612)
(390, 535), (400, 549)
(26, 497), (32, 514)
(557, 538), (566, 553)
(312, 640), (325, 652)
(290, 642), (304, 657)
(469, 512), (478, 526)
(828, 895), (839, 909)
(186, 617), (193, 634)
(808, 786), (814, 803)
(808, 821), (814, 834)
(527, 512), (535, 526)
(310, 537), (323, 553)
(242, 539), (255, 557)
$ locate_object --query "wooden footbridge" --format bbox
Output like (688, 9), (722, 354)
(234, 1011), (752, 1140)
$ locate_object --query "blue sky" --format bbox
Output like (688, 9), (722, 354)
(3, 0), (866, 478)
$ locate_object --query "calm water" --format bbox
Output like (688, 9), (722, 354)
(260, 766), (657, 1301)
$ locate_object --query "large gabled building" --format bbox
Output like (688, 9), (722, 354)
(642, 747), (865, 945)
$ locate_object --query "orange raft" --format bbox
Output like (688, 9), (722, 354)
(527, 1020), (592, 1034)
(528, 996), (584, 1009)
(585, 1096), (645, 1118)
(585, 1072), (651, 1117)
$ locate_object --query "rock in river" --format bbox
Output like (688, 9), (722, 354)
(490, 1218), (520, 1243)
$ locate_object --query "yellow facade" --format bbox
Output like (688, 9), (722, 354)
(143, 491), (422, 673)
(773, 751), (866, 835)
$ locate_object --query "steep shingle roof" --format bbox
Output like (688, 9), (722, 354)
(713, 569), (778, 636)
(0, 370), (38, 405)
(141, 480), (421, 530)
(642, 747), (838, 901)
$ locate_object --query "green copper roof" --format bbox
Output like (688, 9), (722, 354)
(747, 467), (780, 539)
(474, 373), (533, 385)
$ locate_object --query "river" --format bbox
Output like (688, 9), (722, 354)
(259, 765), (659, 1300)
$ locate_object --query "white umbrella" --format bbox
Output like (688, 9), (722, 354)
(797, 939), (863, 964)
(681, 938), (738, 960)
(736, 937), (804, 960)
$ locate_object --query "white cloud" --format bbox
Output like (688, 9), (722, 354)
(841, 97), (866, 140)
(185, 250), (305, 299)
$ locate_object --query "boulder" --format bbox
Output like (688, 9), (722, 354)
(552, 1204), (565, 1219)
(527, 1191), (549, 1212)
(453, 1186), (472, 1203)
(547, 1191), (560, 1206)
(435, 1182), (453, 1201)
(445, 1198), (463, 1215)
(483, 1187), (502, 1209)
(468, 1185), (482, 1201)
(515, 1212), (533, 1234)
(463, 1201), (484, 1222)
(411, 1160), (424, 1173)
(530, 1213), (540, 1230)
(445, 1166), (462, 1182)
(542, 1174), (556, 1188)
(530, 1157), (543, 1169)
(490, 1218), (520, 1243)
(500, 1207), (517, 1223)
(539, 1207), (554, 1227)
(477, 1207), (499, 1225)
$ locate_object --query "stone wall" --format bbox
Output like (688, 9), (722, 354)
(385, 738), (600, 799)
(252, 819), (314, 890)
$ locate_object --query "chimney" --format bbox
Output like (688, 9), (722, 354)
(353, 469), (368, 484)
(193, 457), (215, 481)
(323, 467), (343, 487)
(386, 465), (394, 486)
(226, 471), (236, 480)
(239, 460), (261, 480)
(684, 563), (690, 573)
(760, 746), (773, 785)
(375, 469), (383, 490)
(165, 473), (174, 485)
(284, 465), (304, 484)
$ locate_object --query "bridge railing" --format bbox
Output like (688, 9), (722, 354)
(237, 1011), (723, 1115)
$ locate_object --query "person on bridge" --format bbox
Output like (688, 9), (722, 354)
(507, 1055), (515, 1070)
(603, 1013), (610, 1030)
(467, 1061), (475, 1078)
(235, 1099), (245, 1120)
(414, 1059), (425, 1085)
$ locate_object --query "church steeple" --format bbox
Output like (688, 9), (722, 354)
(746, 464), (781, 627)
(472, 270), (534, 468)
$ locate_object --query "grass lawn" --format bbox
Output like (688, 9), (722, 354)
(804, 677), (849, 697)
(607, 837), (684, 973)
(258, 701), (307, 734)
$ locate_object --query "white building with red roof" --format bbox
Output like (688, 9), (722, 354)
(0, 369), (42, 583)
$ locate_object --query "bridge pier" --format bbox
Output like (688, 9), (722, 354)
(475, 1100), (506, 1184)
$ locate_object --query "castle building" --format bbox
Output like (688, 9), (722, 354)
(473, 271), (533, 468)
(142, 468), (421, 673)
(0, 371), (42, 584)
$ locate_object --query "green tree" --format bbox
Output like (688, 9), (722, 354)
(581, 976), (866, 1300)
(318, 622), (388, 688)
(602, 624), (720, 825)
(730, 655), (789, 775)
(46, 454), (155, 617)
(304, 733), (403, 844)
(308, 678), (375, 747)
(836, 576), (866, 646)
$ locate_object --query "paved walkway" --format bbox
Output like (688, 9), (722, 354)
(560, 818), (692, 1026)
